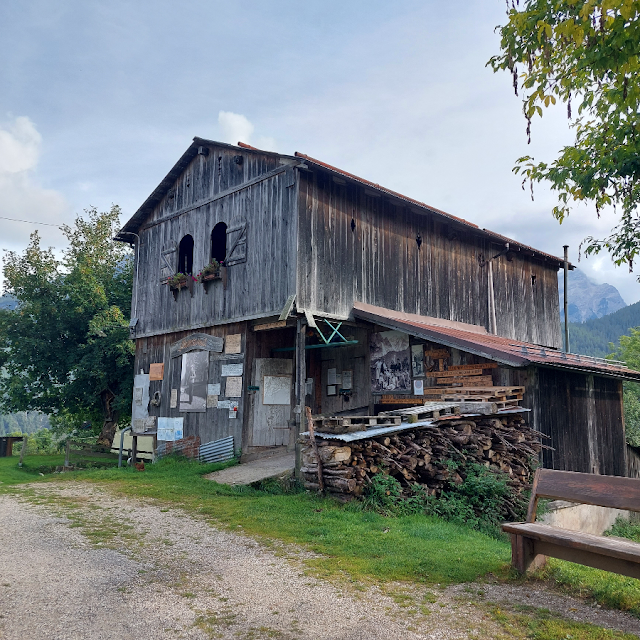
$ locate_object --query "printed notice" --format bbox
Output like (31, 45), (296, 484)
(218, 400), (232, 409)
(229, 400), (239, 418)
(207, 383), (221, 396)
(206, 394), (218, 408)
(327, 368), (337, 385)
(225, 376), (243, 397)
(170, 388), (178, 408)
(327, 385), (337, 396)
(342, 371), (353, 390)
(225, 334), (242, 354)
(221, 363), (243, 377)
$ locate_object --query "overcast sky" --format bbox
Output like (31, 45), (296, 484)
(2, 0), (640, 304)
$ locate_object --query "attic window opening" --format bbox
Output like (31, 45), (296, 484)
(531, 274), (537, 287)
(178, 234), (194, 275)
(211, 222), (227, 263)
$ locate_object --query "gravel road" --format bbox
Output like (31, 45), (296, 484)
(0, 482), (639, 639)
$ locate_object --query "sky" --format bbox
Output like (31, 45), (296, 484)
(2, 0), (640, 303)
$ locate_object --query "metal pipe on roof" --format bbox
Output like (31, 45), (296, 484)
(563, 245), (570, 353)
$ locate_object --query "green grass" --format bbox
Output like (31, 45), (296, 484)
(3, 453), (640, 620)
(0, 454), (66, 483)
(489, 603), (639, 639)
(0, 454), (509, 584)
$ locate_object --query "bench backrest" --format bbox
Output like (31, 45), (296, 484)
(527, 469), (640, 522)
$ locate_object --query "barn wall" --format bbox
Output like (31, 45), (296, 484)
(133, 145), (298, 337)
(134, 322), (249, 451)
(503, 367), (626, 476)
(296, 170), (562, 349)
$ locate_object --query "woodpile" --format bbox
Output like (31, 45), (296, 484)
(300, 414), (544, 504)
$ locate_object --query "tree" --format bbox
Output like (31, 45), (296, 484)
(490, 1), (640, 270)
(0, 206), (134, 445)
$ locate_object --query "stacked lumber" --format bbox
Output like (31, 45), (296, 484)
(300, 414), (543, 504)
(427, 362), (498, 388)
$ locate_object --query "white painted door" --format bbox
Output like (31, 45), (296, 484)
(251, 358), (293, 446)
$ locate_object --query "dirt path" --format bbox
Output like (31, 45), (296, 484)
(0, 482), (639, 639)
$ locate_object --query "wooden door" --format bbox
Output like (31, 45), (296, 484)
(251, 358), (293, 446)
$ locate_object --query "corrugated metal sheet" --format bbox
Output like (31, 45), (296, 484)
(199, 436), (234, 463)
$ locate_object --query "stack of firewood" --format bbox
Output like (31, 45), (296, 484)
(300, 414), (543, 501)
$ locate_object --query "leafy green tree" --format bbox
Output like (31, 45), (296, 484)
(0, 206), (134, 445)
(490, 1), (640, 270)
(609, 327), (640, 445)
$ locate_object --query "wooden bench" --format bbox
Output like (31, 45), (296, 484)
(502, 468), (640, 579)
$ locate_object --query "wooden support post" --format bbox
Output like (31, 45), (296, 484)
(294, 318), (306, 476)
(306, 405), (324, 494)
(510, 534), (547, 574)
(132, 435), (138, 464)
(64, 440), (71, 468)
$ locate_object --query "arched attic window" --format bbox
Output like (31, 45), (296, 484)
(211, 222), (227, 264)
(178, 234), (194, 275)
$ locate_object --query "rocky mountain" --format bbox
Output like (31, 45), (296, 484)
(558, 268), (626, 323)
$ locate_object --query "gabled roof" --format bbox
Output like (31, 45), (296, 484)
(117, 138), (572, 268)
(352, 302), (640, 381)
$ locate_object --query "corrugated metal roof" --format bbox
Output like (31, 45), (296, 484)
(117, 138), (572, 267)
(352, 302), (640, 381)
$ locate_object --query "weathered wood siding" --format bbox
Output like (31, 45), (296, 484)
(296, 170), (561, 348)
(134, 323), (248, 450)
(504, 367), (626, 476)
(133, 145), (298, 337)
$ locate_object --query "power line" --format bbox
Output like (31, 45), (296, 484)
(0, 216), (63, 228)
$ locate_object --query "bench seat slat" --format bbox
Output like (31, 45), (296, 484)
(534, 470), (640, 513)
(503, 522), (640, 564)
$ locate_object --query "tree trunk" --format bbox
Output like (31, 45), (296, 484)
(96, 389), (118, 447)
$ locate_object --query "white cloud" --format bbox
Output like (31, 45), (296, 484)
(0, 116), (71, 289)
(218, 111), (254, 146)
(0, 116), (41, 174)
(216, 111), (277, 151)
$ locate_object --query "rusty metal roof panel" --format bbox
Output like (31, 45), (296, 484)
(352, 302), (640, 381)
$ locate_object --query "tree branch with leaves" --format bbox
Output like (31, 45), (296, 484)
(490, 0), (640, 270)
(0, 205), (134, 445)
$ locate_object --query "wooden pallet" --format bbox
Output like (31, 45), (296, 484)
(378, 395), (428, 405)
(312, 415), (402, 434)
(379, 402), (461, 421)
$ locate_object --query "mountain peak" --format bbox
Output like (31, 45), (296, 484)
(558, 268), (626, 323)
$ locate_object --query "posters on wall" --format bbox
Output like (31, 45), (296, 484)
(411, 345), (425, 377)
(157, 417), (184, 441)
(225, 334), (242, 354)
(370, 330), (411, 392)
(149, 363), (165, 381)
(221, 362), (243, 377)
(225, 376), (243, 397)
(179, 351), (208, 412)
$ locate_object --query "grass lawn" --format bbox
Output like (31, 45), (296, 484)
(2, 453), (640, 621)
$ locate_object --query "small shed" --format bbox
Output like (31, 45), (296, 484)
(0, 436), (24, 458)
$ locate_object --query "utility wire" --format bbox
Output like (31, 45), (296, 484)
(0, 216), (63, 228)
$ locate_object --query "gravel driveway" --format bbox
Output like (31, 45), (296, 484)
(0, 482), (639, 639)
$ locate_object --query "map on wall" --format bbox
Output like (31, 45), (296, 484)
(370, 330), (411, 393)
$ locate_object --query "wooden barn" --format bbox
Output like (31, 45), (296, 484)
(116, 137), (640, 474)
